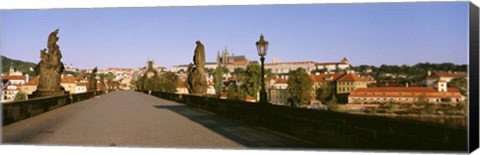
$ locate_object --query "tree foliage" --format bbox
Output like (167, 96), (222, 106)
(239, 64), (261, 100)
(205, 68), (215, 77)
(233, 67), (245, 77)
(213, 64), (224, 97)
(381, 101), (399, 114)
(1, 56), (37, 76)
(315, 83), (332, 103)
(226, 83), (242, 100)
(287, 68), (314, 106)
(14, 91), (27, 101)
(159, 71), (178, 93)
(448, 77), (467, 96)
(326, 95), (338, 111)
(349, 62), (467, 86)
(143, 76), (160, 91)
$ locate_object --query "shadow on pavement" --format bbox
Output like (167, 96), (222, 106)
(153, 104), (318, 149)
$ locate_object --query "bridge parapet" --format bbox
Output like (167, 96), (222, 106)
(3, 90), (105, 126)
(144, 90), (467, 152)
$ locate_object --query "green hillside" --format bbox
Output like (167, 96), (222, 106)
(1, 56), (37, 76)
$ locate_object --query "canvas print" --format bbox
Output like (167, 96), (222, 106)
(1, 1), (475, 153)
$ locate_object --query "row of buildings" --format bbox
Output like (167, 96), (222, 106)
(348, 71), (467, 105)
(172, 64), (466, 107)
(268, 71), (376, 105)
(168, 46), (466, 106)
(169, 47), (351, 101)
(171, 47), (350, 75)
(1, 66), (106, 102)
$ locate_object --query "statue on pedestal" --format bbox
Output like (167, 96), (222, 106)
(89, 67), (98, 91)
(30, 29), (67, 98)
(186, 41), (207, 95)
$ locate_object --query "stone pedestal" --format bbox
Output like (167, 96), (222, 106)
(29, 89), (67, 98)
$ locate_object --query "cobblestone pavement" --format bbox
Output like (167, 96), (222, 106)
(3, 91), (317, 149)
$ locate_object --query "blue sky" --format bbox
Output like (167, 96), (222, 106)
(0, 2), (469, 69)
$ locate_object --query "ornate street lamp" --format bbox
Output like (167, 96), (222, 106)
(256, 34), (269, 104)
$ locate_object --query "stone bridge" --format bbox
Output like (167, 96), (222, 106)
(2, 91), (316, 148)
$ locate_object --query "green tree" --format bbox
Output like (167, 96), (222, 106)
(213, 65), (224, 97)
(104, 72), (115, 81)
(383, 101), (399, 114)
(239, 64), (261, 100)
(14, 91), (27, 101)
(265, 68), (276, 79)
(448, 77), (467, 96)
(315, 83), (332, 103)
(456, 101), (467, 115)
(143, 76), (160, 91)
(223, 67), (230, 74)
(326, 95), (338, 111)
(136, 76), (145, 90)
(206, 68), (215, 77)
(415, 95), (435, 114)
(233, 67), (245, 77)
(287, 68), (314, 106)
(1, 56), (37, 76)
(226, 83), (241, 100)
(159, 71), (178, 93)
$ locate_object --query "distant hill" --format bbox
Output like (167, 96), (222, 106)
(1, 56), (37, 76)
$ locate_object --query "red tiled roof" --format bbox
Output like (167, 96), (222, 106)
(429, 72), (467, 78)
(354, 87), (437, 93)
(2, 75), (26, 81)
(24, 77), (39, 86)
(76, 82), (89, 87)
(75, 74), (85, 81)
(61, 75), (76, 83)
(231, 60), (249, 66)
(350, 87), (463, 98)
(337, 73), (372, 82)
(309, 73), (345, 83)
(275, 78), (288, 84)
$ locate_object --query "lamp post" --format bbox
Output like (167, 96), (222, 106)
(256, 34), (269, 104)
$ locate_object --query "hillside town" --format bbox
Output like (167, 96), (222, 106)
(2, 48), (467, 116)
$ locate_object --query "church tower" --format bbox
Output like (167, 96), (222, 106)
(341, 57), (349, 64)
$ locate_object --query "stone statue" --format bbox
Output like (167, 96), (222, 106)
(30, 29), (67, 98)
(186, 41), (207, 95)
(89, 67), (98, 91)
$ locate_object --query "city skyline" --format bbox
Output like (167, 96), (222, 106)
(1, 2), (469, 70)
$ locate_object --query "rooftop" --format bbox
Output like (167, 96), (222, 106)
(350, 87), (463, 98)
(310, 72), (345, 83)
(429, 72), (467, 78)
(2, 75), (26, 81)
(337, 73), (373, 82)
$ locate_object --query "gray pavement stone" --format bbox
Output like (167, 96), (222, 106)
(2, 91), (316, 149)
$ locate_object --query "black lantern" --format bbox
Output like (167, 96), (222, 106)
(256, 34), (269, 104)
(256, 34), (269, 57)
